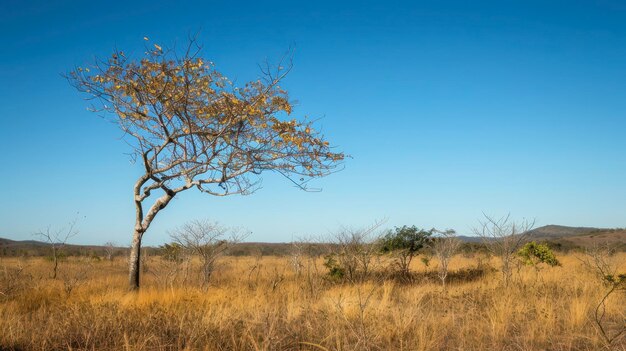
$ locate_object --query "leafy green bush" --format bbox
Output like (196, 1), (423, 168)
(323, 254), (345, 280)
(380, 225), (432, 275)
(517, 242), (560, 268)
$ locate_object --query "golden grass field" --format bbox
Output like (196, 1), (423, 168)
(0, 252), (624, 351)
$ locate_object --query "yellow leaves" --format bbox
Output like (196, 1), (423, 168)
(69, 39), (346, 183)
(74, 39), (342, 156)
(195, 58), (204, 69)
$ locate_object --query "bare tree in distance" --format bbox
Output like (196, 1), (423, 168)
(288, 236), (325, 298)
(67, 36), (344, 290)
(171, 219), (248, 286)
(325, 220), (386, 283)
(34, 218), (79, 279)
(430, 229), (462, 289)
(103, 241), (117, 261)
(151, 242), (191, 290)
(473, 214), (534, 286)
(289, 240), (306, 277)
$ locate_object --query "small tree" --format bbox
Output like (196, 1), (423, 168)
(171, 219), (247, 286)
(103, 241), (117, 261)
(380, 225), (432, 276)
(578, 245), (626, 348)
(34, 219), (78, 279)
(431, 229), (461, 289)
(289, 240), (307, 277)
(473, 214), (533, 286)
(68, 38), (344, 290)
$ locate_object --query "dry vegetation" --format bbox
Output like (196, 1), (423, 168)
(0, 251), (624, 351)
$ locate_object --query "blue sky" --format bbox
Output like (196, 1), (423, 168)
(1, 0), (626, 245)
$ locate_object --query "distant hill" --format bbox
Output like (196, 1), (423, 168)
(539, 227), (625, 249)
(526, 225), (602, 239)
(0, 237), (121, 256)
(448, 225), (625, 251)
(451, 225), (606, 244)
(457, 235), (483, 243)
(523, 225), (625, 251)
(0, 237), (51, 247)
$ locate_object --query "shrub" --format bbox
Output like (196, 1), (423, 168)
(323, 254), (345, 280)
(517, 242), (560, 268)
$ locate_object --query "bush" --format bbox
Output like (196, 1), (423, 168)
(517, 242), (560, 268)
(323, 254), (345, 280)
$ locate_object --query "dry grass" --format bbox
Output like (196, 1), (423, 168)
(0, 253), (624, 351)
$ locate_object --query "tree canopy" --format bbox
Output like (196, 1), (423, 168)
(380, 225), (432, 275)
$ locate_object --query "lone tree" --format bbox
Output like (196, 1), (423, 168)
(171, 219), (247, 286)
(35, 217), (79, 279)
(68, 38), (344, 290)
(430, 229), (461, 289)
(380, 225), (432, 276)
(474, 214), (534, 286)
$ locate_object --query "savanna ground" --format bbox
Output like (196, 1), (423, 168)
(0, 252), (624, 351)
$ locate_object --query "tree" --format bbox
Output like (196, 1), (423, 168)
(473, 214), (533, 286)
(578, 244), (626, 348)
(380, 225), (432, 276)
(171, 219), (247, 286)
(103, 241), (117, 261)
(431, 229), (461, 289)
(68, 38), (344, 290)
(34, 219), (78, 279)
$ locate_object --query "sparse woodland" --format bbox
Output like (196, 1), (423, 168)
(0, 241), (624, 351)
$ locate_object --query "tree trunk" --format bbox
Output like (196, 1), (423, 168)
(128, 191), (173, 290)
(52, 245), (58, 279)
(128, 229), (142, 290)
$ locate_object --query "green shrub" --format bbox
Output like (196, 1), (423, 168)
(323, 254), (345, 280)
(517, 242), (560, 268)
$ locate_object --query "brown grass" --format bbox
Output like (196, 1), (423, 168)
(0, 253), (624, 351)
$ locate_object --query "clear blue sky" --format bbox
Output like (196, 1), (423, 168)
(1, 0), (626, 245)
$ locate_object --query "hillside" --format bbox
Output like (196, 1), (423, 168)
(524, 225), (626, 251)
(526, 225), (602, 239)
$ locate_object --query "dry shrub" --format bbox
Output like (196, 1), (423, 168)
(0, 263), (32, 301)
